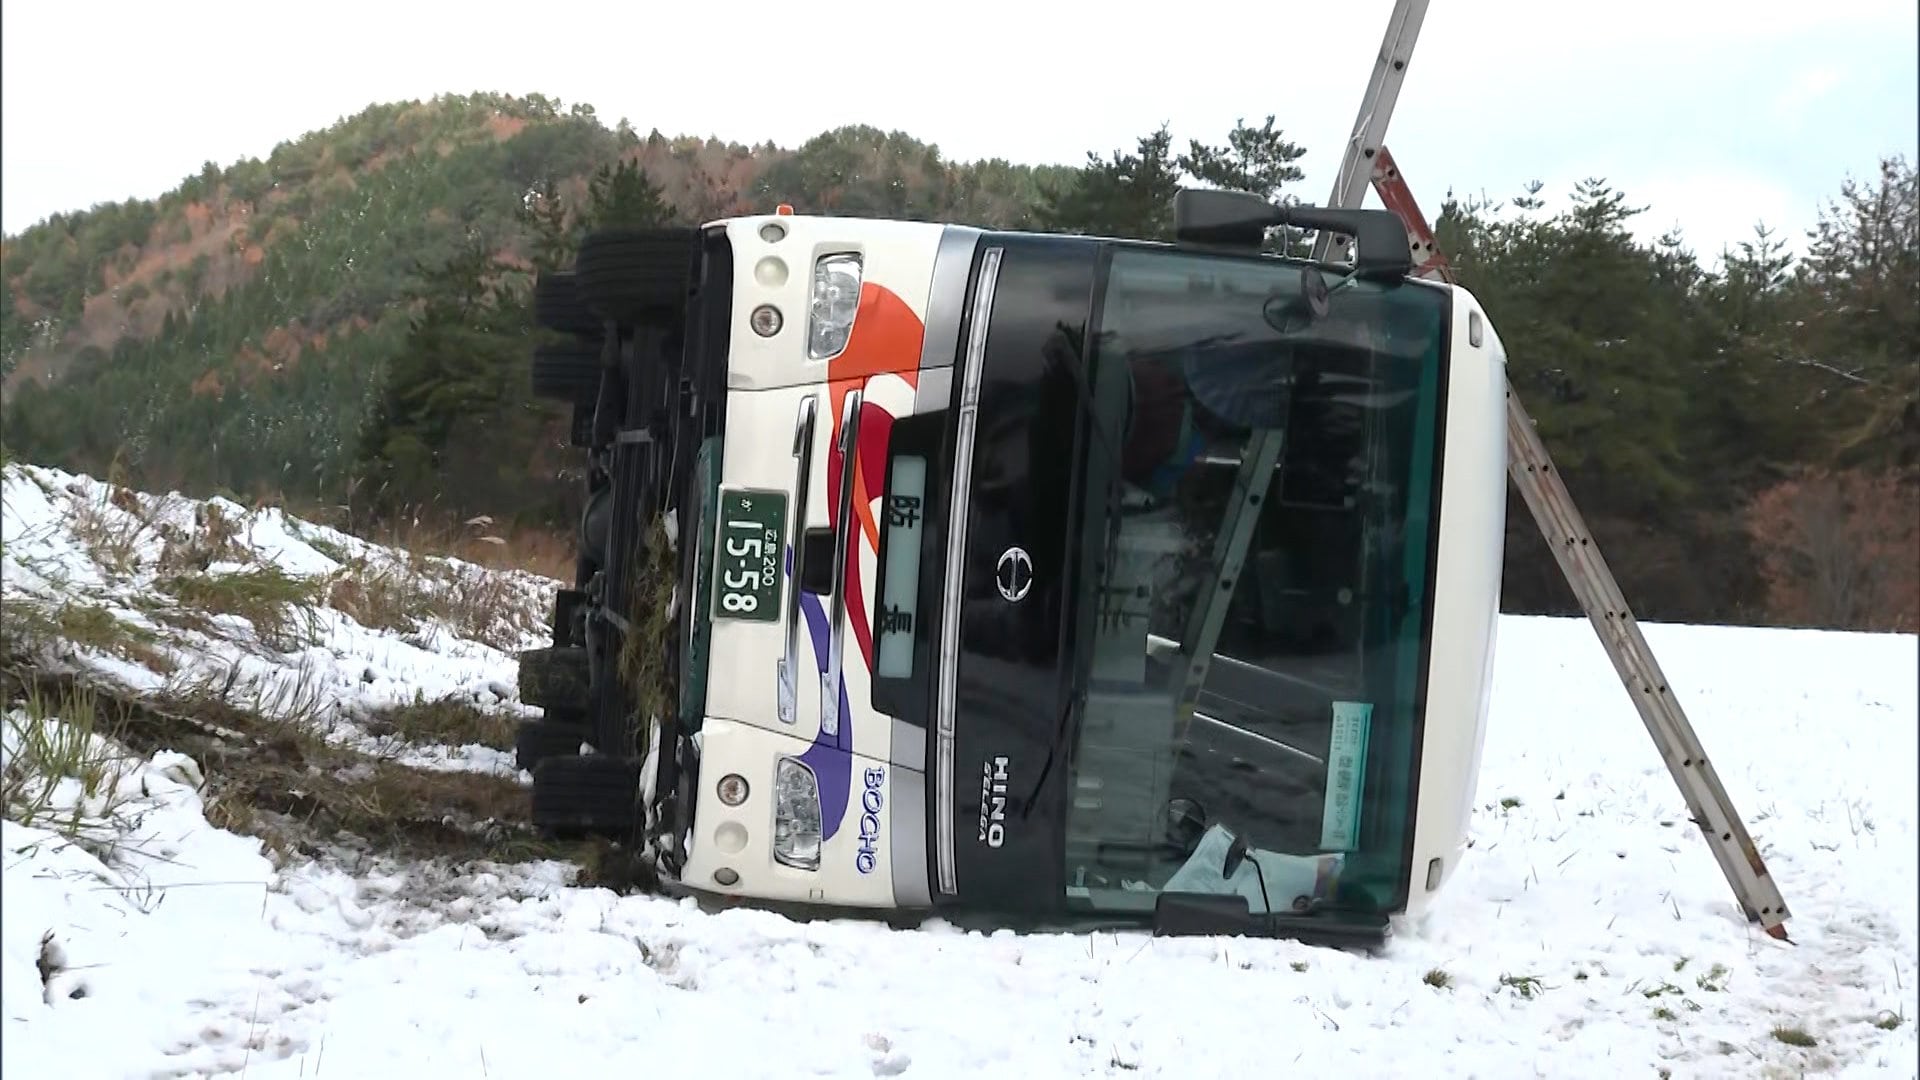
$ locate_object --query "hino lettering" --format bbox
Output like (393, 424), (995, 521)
(978, 756), (1010, 848)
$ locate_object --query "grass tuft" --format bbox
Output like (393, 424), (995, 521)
(1422, 968), (1452, 989)
(53, 602), (175, 672)
(324, 551), (539, 651)
(416, 557), (542, 650)
(156, 501), (247, 574)
(68, 486), (153, 574)
(1770, 1025), (1817, 1048)
(1695, 962), (1731, 993)
(1, 597), (174, 672)
(1499, 973), (1546, 1000)
(160, 565), (322, 652)
(362, 694), (516, 752)
(325, 558), (434, 635)
(1, 595), (62, 654)
(1, 682), (139, 854)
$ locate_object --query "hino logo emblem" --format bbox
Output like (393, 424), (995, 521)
(978, 756), (1009, 847)
(995, 546), (1032, 603)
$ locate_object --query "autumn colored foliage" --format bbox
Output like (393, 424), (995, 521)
(1744, 468), (1920, 633)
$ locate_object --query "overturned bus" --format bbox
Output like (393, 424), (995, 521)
(512, 189), (1508, 946)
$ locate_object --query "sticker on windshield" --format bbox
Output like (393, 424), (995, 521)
(1320, 701), (1372, 851)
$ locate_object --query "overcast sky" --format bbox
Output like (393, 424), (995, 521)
(3, 0), (1914, 265)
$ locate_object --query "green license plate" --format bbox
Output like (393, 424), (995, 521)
(711, 488), (787, 623)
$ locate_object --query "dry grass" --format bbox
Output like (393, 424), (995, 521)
(417, 522), (575, 583)
(155, 500), (245, 574)
(362, 694), (517, 752)
(2, 664), (561, 866)
(1771, 1025), (1818, 1048)
(52, 602), (175, 672)
(614, 517), (677, 757)
(285, 490), (575, 583)
(1, 681), (140, 851)
(159, 565), (323, 652)
(68, 485), (154, 575)
(413, 556), (544, 650)
(1499, 973), (1546, 1000)
(1, 595), (62, 655)
(129, 593), (225, 639)
(1, 596), (176, 672)
(325, 558), (434, 635)
(323, 552), (540, 651)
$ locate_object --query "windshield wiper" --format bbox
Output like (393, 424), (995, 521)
(1020, 321), (1130, 814)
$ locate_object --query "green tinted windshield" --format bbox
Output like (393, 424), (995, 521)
(1061, 247), (1449, 919)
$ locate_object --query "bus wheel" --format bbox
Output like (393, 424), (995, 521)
(533, 270), (604, 341)
(517, 646), (589, 710)
(574, 226), (696, 327)
(530, 755), (643, 839)
(514, 717), (585, 773)
(530, 343), (603, 405)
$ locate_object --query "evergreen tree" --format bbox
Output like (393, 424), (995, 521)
(354, 235), (539, 518)
(1177, 115), (1306, 202)
(1040, 125), (1185, 240)
(586, 159), (675, 229)
(1794, 156), (1919, 468)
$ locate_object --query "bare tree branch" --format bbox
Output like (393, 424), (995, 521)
(1784, 356), (1873, 385)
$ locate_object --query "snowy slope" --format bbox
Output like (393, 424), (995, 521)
(1, 463), (554, 775)
(3, 463), (1915, 1079)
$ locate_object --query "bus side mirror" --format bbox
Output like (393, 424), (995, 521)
(1173, 188), (1414, 283)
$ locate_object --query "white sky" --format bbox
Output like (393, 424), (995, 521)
(3, 0), (1915, 265)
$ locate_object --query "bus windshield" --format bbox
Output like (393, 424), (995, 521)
(1061, 247), (1450, 919)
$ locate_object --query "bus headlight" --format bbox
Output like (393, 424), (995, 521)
(772, 756), (823, 870)
(807, 253), (863, 360)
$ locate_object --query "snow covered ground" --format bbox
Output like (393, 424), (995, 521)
(1, 463), (553, 777)
(3, 462), (1915, 1079)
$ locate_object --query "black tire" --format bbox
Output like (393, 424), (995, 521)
(574, 227), (696, 325)
(531, 344), (603, 405)
(531, 754), (642, 838)
(518, 646), (589, 710)
(534, 271), (603, 340)
(514, 718), (585, 773)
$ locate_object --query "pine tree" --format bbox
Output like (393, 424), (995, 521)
(586, 159), (675, 230)
(1040, 125), (1185, 240)
(1794, 156), (1919, 468)
(1177, 115), (1306, 203)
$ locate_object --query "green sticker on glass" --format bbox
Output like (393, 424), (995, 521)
(1320, 700), (1373, 851)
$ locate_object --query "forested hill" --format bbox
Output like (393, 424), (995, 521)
(1, 93), (1913, 631)
(0, 93), (1075, 495)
